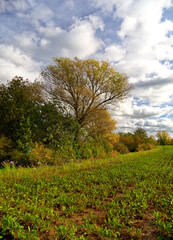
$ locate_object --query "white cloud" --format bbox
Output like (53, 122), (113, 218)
(64, 16), (104, 58)
(157, 118), (173, 129)
(0, 44), (41, 82)
(92, 0), (172, 15)
(88, 15), (104, 31)
(15, 15), (104, 60)
(0, 0), (29, 13)
(107, 0), (173, 108)
(89, 0), (118, 13)
(112, 98), (172, 119)
(65, 0), (74, 8)
(94, 0), (173, 109)
(0, 13), (104, 82)
(111, 98), (173, 137)
(132, 105), (172, 118)
(40, 38), (50, 47)
(98, 44), (126, 62)
(0, 44), (39, 69)
(144, 118), (173, 137)
(115, 114), (173, 137)
(1, 0), (173, 137)
(132, 78), (173, 105)
(17, 3), (54, 29)
(15, 32), (40, 50)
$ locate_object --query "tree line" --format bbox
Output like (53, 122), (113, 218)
(0, 58), (172, 167)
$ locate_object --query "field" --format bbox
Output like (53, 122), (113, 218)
(0, 146), (173, 240)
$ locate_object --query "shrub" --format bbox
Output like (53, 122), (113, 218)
(0, 136), (14, 162)
(9, 143), (54, 167)
(54, 141), (76, 164)
(105, 133), (120, 150)
(9, 149), (31, 167)
(91, 145), (99, 158)
(0, 159), (17, 169)
(115, 142), (129, 154)
(120, 135), (138, 152)
(76, 140), (112, 160)
(137, 142), (155, 152)
(29, 143), (53, 166)
(92, 144), (108, 159)
(145, 142), (155, 150)
(76, 143), (93, 159)
(111, 149), (119, 157)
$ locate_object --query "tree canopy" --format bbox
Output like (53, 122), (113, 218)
(42, 57), (133, 128)
(134, 128), (148, 140)
(85, 109), (116, 137)
(2, 59), (170, 166)
(0, 76), (43, 142)
(157, 130), (171, 145)
(0, 76), (78, 150)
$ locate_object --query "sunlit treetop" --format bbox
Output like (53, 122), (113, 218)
(42, 57), (133, 127)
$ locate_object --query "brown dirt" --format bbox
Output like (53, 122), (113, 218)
(120, 209), (161, 240)
(38, 207), (164, 240)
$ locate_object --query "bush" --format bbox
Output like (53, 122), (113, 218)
(29, 143), (53, 166)
(76, 140), (112, 160)
(9, 143), (54, 167)
(0, 136), (14, 162)
(137, 142), (155, 152)
(91, 144), (108, 159)
(91, 146), (99, 158)
(115, 142), (130, 154)
(76, 143), (93, 159)
(10, 149), (31, 167)
(120, 135), (138, 152)
(111, 150), (119, 157)
(137, 144), (144, 152)
(54, 141), (76, 164)
(144, 142), (155, 150)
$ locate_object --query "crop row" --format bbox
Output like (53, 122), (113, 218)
(0, 146), (173, 239)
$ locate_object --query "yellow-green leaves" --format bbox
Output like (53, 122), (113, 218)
(42, 57), (132, 139)
(157, 130), (172, 145)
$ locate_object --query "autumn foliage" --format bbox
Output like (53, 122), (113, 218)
(0, 58), (171, 166)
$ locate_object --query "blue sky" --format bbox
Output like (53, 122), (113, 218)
(0, 0), (173, 137)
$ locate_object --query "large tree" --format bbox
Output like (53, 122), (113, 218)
(42, 57), (133, 128)
(0, 76), (78, 149)
(0, 76), (43, 142)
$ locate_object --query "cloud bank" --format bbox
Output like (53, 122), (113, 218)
(0, 0), (173, 137)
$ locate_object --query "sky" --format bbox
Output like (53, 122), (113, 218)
(0, 0), (173, 138)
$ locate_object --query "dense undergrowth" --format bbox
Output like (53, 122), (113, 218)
(1, 77), (159, 168)
(0, 146), (173, 239)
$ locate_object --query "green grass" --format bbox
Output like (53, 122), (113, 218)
(0, 146), (173, 239)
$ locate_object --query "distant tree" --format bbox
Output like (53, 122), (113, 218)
(42, 57), (132, 134)
(117, 129), (155, 153)
(157, 131), (171, 145)
(105, 132), (120, 148)
(115, 142), (129, 154)
(120, 134), (137, 152)
(134, 128), (148, 141)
